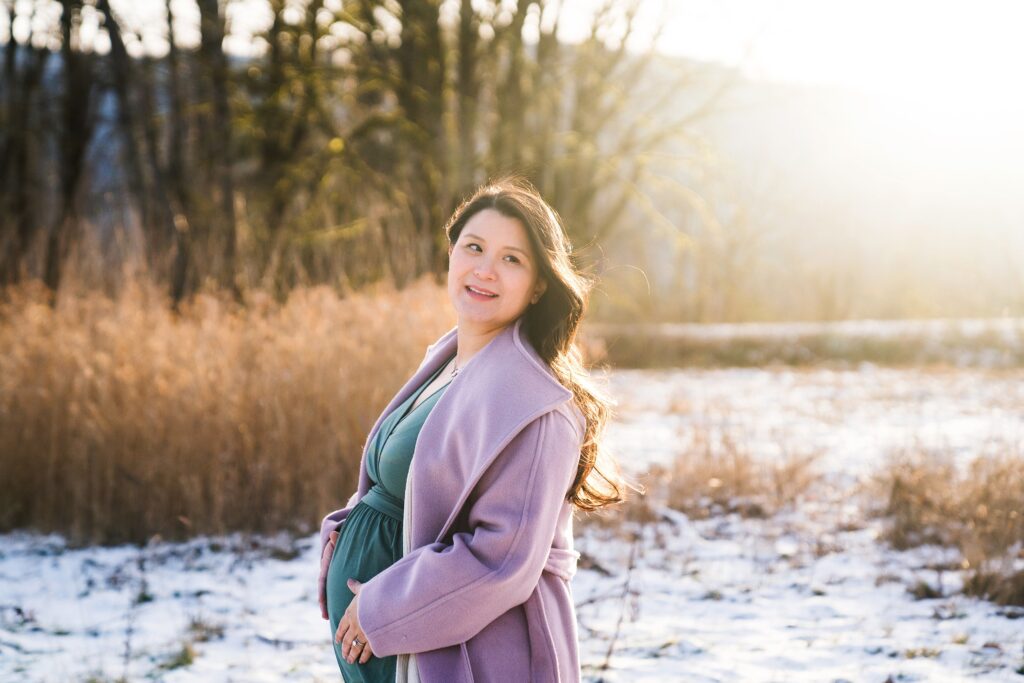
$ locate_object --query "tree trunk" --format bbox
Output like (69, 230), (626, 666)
(0, 18), (49, 289)
(97, 0), (178, 279)
(198, 0), (239, 297)
(165, 0), (194, 308)
(456, 0), (479, 195)
(45, 0), (96, 293)
(396, 0), (447, 276)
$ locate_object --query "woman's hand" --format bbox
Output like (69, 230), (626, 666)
(335, 578), (374, 664)
(318, 530), (340, 620)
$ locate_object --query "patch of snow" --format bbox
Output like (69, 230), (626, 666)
(2, 367), (1022, 680)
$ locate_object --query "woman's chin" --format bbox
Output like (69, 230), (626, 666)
(453, 307), (521, 330)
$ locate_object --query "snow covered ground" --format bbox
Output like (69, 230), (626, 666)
(2, 366), (1022, 681)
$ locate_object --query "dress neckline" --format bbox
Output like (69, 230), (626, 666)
(393, 353), (455, 427)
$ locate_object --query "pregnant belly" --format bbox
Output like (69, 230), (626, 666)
(325, 501), (403, 621)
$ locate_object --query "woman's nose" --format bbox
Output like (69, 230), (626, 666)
(474, 261), (497, 279)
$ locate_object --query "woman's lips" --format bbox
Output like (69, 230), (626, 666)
(466, 286), (498, 300)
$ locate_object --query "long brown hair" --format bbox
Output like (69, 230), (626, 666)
(444, 175), (630, 512)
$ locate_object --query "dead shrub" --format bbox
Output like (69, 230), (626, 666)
(963, 569), (1024, 607)
(873, 448), (1024, 606)
(666, 426), (822, 519)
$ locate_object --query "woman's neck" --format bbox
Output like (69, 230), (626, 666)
(454, 322), (508, 370)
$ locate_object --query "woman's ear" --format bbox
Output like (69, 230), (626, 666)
(533, 278), (548, 302)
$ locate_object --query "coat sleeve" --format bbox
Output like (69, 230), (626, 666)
(356, 409), (581, 656)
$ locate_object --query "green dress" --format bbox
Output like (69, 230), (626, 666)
(326, 355), (454, 681)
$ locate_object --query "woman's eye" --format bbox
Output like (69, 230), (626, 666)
(505, 255), (520, 264)
(466, 243), (481, 252)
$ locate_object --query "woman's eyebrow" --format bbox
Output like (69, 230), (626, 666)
(462, 232), (529, 257)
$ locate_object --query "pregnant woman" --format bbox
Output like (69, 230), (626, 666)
(317, 176), (626, 682)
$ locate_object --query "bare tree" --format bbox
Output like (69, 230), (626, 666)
(0, 2), (50, 288)
(44, 0), (97, 293)
(0, 0), (734, 315)
(165, 0), (194, 307)
(97, 0), (179, 279)
(197, 0), (238, 297)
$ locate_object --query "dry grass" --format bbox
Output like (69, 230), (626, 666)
(872, 448), (1024, 605)
(0, 277), (453, 545)
(576, 424), (823, 535)
(573, 422), (823, 576)
(664, 427), (823, 519)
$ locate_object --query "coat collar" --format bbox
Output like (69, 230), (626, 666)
(354, 316), (575, 546)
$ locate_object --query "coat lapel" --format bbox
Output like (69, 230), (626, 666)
(407, 316), (572, 548)
(352, 316), (573, 547)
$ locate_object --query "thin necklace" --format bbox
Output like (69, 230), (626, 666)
(451, 355), (460, 378)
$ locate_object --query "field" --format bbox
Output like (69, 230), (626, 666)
(2, 358), (1022, 681)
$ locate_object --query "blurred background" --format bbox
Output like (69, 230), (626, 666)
(3, 2), (1024, 680)
(2, 0), (1022, 320)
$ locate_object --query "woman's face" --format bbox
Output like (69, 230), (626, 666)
(447, 208), (547, 333)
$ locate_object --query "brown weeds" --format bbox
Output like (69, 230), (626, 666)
(874, 448), (1024, 605)
(0, 277), (452, 544)
(666, 427), (823, 519)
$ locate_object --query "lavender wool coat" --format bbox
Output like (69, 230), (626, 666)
(319, 316), (585, 682)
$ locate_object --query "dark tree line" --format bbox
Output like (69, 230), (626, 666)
(0, 0), (730, 306)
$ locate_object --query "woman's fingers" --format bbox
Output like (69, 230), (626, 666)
(338, 626), (371, 663)
(336, 615), (370, 663)
(335, 619), (351, 655)
(348, 638), (370, 664)
(332, 574), (372, 664)
(317, 538), (336, 620)
(317, 531), (340, 620)
(321, 540), (335, 570)
(335, 620), (373, 664)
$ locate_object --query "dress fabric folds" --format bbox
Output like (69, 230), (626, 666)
(325, 356), (453, 681)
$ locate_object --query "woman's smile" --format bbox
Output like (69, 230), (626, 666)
(465, 285), (499, 300)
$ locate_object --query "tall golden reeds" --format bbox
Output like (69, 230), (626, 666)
(0, 277), (452, 545)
